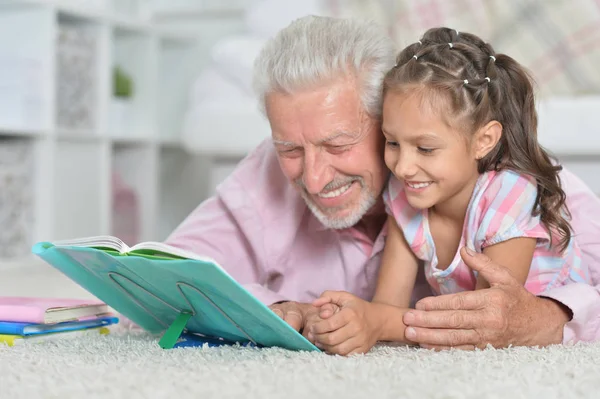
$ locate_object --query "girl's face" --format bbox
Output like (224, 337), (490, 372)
(382, 91), (481, 212)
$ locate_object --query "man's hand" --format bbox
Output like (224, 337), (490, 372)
(403, 247), (572, 350)
(269, 301), (311, 332)
(309, 291), (381, 356)
(269, 301), (339, 341)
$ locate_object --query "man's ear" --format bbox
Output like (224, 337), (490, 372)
(473, 120), (502, 160)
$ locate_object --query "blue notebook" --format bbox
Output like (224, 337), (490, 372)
(0, 316), (118, 336)
(32, 237), (319, 352)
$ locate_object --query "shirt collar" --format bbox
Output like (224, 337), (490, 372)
(307, 212), (330, 232)
(307, 210), (390, 241)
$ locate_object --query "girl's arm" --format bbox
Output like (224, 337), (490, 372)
(372, 215), (420, 307)
(476, 237), (537, 289)
(311, 215), (420, 348)
(370, 215), (420, 343)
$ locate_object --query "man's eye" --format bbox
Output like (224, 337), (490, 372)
(385, 140), (399, 148)
(278, 148), (302, 156)
(417, 147), (435, 154)
(327, 145), (350, 154)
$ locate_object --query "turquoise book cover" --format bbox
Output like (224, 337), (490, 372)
(32, 242), (318, 352)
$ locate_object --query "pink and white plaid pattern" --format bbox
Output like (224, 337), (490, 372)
(328, 0), (600, 97)
(383, 169), (591, 295)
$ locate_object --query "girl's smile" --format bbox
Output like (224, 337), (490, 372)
(405, 180), (434, 192)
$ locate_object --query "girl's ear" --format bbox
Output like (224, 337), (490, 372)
(473, 120), (502, 160)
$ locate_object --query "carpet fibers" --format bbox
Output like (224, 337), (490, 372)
(1, 330), (599, 399)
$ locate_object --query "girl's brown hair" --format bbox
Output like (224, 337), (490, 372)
(383, 27), (571, 251)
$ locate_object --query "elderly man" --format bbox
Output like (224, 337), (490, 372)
(166, 16), (600, 352)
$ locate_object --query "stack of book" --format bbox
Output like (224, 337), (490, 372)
(0, 297), (118, 346)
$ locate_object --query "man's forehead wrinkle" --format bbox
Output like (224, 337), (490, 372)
(316, 130), (357, 145)
(273, 131), (357, 147)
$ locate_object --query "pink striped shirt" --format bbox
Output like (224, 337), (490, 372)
(383, 170), (590, 295)
(165, 139), (600, 344)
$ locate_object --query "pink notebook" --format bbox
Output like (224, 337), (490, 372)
(0, 297), (110, 324)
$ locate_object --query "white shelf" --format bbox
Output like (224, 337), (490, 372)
(0, 0), (238, 270)
(52, 139), (109, 240)
(0, 127), (49, 137)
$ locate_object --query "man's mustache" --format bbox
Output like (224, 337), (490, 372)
(294, 176), (363, 193)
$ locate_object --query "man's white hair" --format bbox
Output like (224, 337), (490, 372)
(252, 15), (396, 118)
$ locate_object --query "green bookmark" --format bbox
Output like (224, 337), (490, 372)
(158, 311), (193, 349)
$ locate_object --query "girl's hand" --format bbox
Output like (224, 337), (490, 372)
(310, 291), (382, 356)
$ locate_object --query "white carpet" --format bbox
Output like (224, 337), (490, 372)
(2, 328), (599, 399)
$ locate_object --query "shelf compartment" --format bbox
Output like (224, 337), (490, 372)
(51, 139), (108, 240)
(111, 142), (158, 243)
(157, 37), (199, 143)
(55, 11), (106, 134)
(0, 136), (36, 261)
(0, 6), (53, 132)
(108, 26), (157, 140)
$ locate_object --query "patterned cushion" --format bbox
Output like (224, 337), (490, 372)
(328, 0), (600, 97)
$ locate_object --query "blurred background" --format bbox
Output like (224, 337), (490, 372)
(0, 0), (598, 276)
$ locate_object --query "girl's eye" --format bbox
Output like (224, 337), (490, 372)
(417, 147), (435, 154)
(386, 140), (399, 148)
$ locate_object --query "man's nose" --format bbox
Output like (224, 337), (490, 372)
(302, 150), (333, 194)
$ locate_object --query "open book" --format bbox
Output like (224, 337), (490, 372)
(52, 235), (219, 263)
(32, 237), (318, 352)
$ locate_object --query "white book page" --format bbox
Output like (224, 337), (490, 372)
(52, 236), (225, 271)
(53, 236), (130, 252)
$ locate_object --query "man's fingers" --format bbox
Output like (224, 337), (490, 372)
(269, 302), (310, 332)
(459, 247), (517, 286)
(415, 290), (488, 311)
(404, 309), (483, 329)
(404, 326), (480, 347)
(283, 310), (303, 331)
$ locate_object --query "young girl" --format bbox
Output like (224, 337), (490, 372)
(310, 27), (590, 355)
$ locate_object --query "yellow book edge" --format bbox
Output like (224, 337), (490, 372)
(0, 327), (110, 347)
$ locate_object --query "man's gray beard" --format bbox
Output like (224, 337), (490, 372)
(297, 177), (378, 230)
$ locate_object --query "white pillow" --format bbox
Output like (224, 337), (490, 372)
(181, 98), (270, 156)
(182, 65), (270, 156)
(209, 35), (266, 95)
(187, 65), (253, 105)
